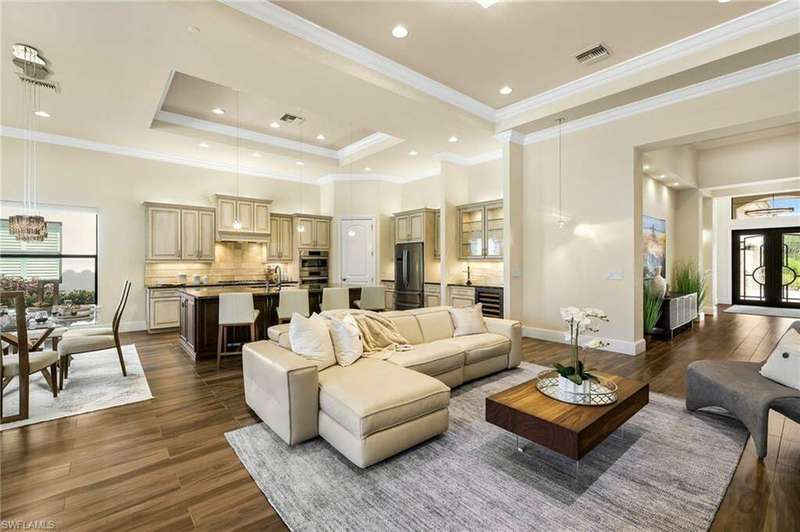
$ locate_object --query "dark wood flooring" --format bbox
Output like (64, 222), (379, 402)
(1, 309), (798, 530)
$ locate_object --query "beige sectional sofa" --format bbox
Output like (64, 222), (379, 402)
(242, 305), (522, 467)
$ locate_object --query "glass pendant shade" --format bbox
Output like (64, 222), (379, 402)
(9, 214), (48, 241)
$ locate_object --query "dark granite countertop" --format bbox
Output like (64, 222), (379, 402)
(177, 283), (357, 299)
(447, 283), (504, 289)
(147, 280), (273, 289)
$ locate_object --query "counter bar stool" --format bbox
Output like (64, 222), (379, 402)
(218, 292), (260, 369)
(321, 287), (350, 311)
(354, 286), (386, 311)
(276, 289), (310, 323)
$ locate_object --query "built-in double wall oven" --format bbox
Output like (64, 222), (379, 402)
(299, 250), (329, 283)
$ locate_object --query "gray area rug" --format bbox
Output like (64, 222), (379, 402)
(1, 344), (152, 431)
(226, 362), (748, 532)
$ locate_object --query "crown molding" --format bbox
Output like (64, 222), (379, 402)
(219, 0), (496, 122)
(155, 111), (403, 163)
(336, 132), (402, 160)
(493, 130), (526, 145)
(520, 53), (800, 146)
(0, 126), (317, 184)
(495, 0), (800, 124)
(317, 173), (406, 185)
(434, 149), (503, 166)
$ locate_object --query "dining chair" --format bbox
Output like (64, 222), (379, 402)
(57, 280), (131, 389)
(217, 292), (260, 369)
(354, 286), (386, 311)
(276, 289), (310, 323)
(321, 287), (350, 311)
(1, 291), (59, 424)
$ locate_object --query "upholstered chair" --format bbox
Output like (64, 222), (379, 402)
(321, 287), (350, 311)
(276, 289), (310, 323)
(354, 286), (386, 311)
(57, 281), (131, 389)
(217, 292), (260, 369)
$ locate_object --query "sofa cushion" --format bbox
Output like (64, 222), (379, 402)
(318, 358), (450, 438)
(448, 333), (511, 365)
(388, 315), (424, 345)
(416, 310), (455, 343)
(267, 323), (290, 344)
(387, 340), (465, 377)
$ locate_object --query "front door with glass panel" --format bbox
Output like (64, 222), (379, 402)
(732, 228), (800, 308)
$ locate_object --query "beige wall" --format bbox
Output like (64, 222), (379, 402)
(0, 140), (320, 329)
(698, 132), (800, 189)
(521, 70), (799, 353)
(644, 146), (698, 187)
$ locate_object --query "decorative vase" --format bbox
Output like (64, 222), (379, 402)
(650, 267), (667, 299)
(558, 375), (591, 394)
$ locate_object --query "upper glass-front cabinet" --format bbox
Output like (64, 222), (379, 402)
(458, 200), (503, 260)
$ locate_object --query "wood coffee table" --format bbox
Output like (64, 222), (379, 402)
(486, 372), (649, 461)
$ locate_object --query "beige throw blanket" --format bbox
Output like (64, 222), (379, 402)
(352, 311), (408, 357)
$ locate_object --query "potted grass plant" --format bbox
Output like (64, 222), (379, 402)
(672, 261), (707, 319)
(643, 282), (663, 344)
(555, 307), (609, 394)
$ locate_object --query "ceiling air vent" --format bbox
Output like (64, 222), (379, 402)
(280, 113), (305, 125)
(575, 43), (611, 65)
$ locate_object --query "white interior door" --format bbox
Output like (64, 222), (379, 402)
(340, 218), (374, 285)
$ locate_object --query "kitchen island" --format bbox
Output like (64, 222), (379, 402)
(176, 284), (361, 361)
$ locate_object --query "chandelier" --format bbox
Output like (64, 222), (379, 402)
(10, 44), (59, 241)
(744, 193), (794, 217)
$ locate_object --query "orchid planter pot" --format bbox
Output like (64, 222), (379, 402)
(558, 375), (592, 394)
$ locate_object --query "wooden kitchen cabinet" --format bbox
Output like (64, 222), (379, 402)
(146, 288), (181, 332)
(294, 214), (332, 249)
(267, 214), (294, 261)
(394, 208), (436, 244)
(215, 194), (272, 242)
(433, 210), (441, 259)
(145, 202), (215, 262)
(458, 199), (503, 260)
(449, 286), (475, 308)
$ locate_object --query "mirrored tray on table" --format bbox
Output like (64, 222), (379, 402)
(535, 369), (618, 406)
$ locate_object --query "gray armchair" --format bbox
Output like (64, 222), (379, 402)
(686, 321), (800, 459)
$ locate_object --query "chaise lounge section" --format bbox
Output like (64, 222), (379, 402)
(243, 306), (521, 467)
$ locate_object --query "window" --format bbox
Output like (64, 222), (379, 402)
(0, 204), (97, 308)
(732, 193), (800, 219)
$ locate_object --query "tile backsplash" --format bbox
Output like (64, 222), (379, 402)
(448, 261), (503, 286)
(145, 242), (296, 286)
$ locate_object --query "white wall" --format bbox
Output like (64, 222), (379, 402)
(521, 70), (799, 354)
(0, 140), (320, 329)
(698, 132), (800, 189)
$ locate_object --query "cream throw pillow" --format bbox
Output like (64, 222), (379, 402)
(760, 328), (800, 391)
(448, 304), (488, 337)
(327, 314), (363, 367)
(288, 313), (335, 370)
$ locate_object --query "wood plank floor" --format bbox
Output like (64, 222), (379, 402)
(2, 309), (798, 530)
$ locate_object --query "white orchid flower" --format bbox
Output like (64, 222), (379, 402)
(585, 337), (609, 349)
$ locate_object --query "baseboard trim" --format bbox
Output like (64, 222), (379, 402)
(522, 326), (643, 356)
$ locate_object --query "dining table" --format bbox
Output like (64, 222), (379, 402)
(1, 305), (100, 353)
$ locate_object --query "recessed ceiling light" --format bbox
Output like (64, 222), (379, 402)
(316, 134), (325, 141)
(211, 107), (225, 115)
(408, 150), (418, 156)
(188, 25), (200, 33)
(642, 164), (650, 171)
(448, 136), (459, 143)
(34, 110), (50, 118)
(392, 24), (408, 38)
(658, 174), (666, 180)
(269, 121), (280, 129)
(364, 167), (372, 171)
(717, 0), (731, 3)
(199, 142), (209, 148)
(296, 161), (305, 166)
(672, 182), (680, 187)
(499, 86), (513, 95)
(252, 152), (261, 158)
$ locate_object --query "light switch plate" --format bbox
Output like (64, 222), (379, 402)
(606, 271), (624, 280)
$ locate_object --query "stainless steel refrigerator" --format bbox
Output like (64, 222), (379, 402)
(395, 242), (424, 309)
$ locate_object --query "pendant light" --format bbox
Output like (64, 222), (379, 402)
(9, 44), (58, 241)
(556, 117), (567, 229)
(744, 193), (794, 217)
(232, 89), (242, 230)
